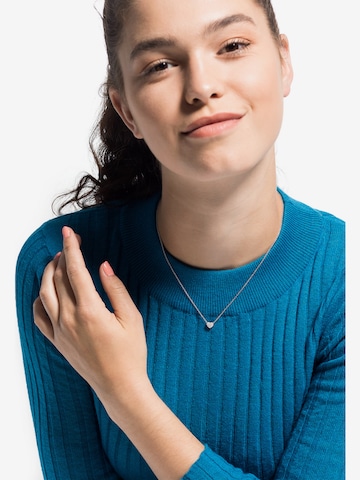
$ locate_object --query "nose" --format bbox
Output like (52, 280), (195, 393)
(183, 56), (223, 105)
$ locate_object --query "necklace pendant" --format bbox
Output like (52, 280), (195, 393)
(158, 226), (272, 332)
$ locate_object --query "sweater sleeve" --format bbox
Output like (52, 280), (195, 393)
(16, 227), (121, 480)
(183, 277), (345, 480)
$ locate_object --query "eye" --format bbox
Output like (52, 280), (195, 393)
(143, 60), (176, 76)
(219, 39), (251, 55)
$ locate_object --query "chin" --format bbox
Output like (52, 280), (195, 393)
(187, 152), (265, 180)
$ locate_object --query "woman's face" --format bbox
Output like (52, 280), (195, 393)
(111, 0), (293, 184)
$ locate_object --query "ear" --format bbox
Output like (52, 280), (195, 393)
(109, 87), (143, 139)
(279, 34), (293, 98)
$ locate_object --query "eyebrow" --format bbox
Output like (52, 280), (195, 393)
(129, 13), (256, 61)
(204, 13), (256, 36)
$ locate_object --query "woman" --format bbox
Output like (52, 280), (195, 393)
(16, 0), (345, 478)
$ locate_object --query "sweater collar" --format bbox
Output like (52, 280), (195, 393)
(121, 189), (323, 315)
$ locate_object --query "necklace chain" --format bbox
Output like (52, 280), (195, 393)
(157, 230), (272, 330)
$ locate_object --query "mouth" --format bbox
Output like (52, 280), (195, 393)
(182, 113), (244, 138)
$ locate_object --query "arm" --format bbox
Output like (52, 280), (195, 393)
(184, 271), (345, 480)
(35, 226), (204, 480)
(35, 226), (344, 480)
(16, 228), (121, 480)
(183, 272), (345, 480)
(183, 324), (345, 480)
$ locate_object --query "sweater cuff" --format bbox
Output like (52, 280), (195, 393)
(182, 445), (258, 479)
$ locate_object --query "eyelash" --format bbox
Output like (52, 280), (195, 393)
(143, 60), (176, 76)
(142, 39), (251, 77)
(220, 39), (251, 55)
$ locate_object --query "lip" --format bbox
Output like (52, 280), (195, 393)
(182, 113), (244, 138)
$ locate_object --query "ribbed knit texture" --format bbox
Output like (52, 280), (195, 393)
(16, 190), (345, 479)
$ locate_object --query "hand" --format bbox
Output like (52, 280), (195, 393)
(33, 226), (148, 402)
(34, 227), (205, 479)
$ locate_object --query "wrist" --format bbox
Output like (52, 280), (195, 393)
(100, 379), (204, 480)
(98, 376), (157, 425)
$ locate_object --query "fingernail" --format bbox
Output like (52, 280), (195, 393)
(62, 226), (71, 238)
(102, 261), (115, 277)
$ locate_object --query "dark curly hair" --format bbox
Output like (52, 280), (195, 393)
(56, 0), (280, 212)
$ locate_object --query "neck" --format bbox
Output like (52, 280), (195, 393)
(157, 167), (283, 270)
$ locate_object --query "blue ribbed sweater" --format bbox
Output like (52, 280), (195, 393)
(16, 190), (345, 479)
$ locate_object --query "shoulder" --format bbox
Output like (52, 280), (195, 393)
(17, 203), (118, 264)
(280, 190), (345, 264)
(277, 190), (345, 309)
(16, 195), (159, 283)
(16, 202), (126, 284)
(280, 191), (345, 337)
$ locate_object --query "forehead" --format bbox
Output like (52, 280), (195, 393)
(120, 0), (267, 44)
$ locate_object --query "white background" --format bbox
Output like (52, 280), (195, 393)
(1, 1), (357, 478)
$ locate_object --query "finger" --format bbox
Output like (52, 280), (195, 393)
(54, 248), (77, 310)
(100, 261), (142, 324)
(60, 226), (98, 306)
(38, 253), (61, 324)
(33, 297), (55, 341)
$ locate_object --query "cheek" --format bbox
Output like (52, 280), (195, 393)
(125, 71), (184, 127)
(243, 62), (284, 120)
(125, 93), (177, 161)
(128, 84), (182, 152)
(128, 89), (171, 134)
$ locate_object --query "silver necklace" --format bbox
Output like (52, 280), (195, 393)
(157, 231), (273, 330)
